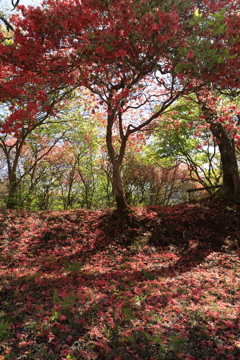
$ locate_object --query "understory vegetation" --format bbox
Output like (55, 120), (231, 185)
(0, 199), (239, 360)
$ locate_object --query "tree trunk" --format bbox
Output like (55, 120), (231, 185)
(209, 121), (240, 200)
(2, 137), (23, 209)
(106, 112), (128, 212)
(6, 179), (19, 209)
(197, 94), (240, 201)
(112, 160), (128, 211)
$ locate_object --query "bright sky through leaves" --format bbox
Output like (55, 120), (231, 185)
(0, 0), (42, 9)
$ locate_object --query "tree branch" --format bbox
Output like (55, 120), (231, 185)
(0, 15), (14, 32)
(12, 0), (20, 10)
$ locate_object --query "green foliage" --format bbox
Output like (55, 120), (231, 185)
(168, 334), (188, 353)
(172, 6), (237, 82)
(1, 91), (111, 210)
(0, 317), (11, 340)
(151, 96), (222, 192)
(63, 260), (83, 273)
(152, 97), (202, 159)
(50, 311), (59, 322)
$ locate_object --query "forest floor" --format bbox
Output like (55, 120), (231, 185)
(0, 199), (240, 360)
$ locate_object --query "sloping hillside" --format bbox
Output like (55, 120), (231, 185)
(0, 200), (239, 359)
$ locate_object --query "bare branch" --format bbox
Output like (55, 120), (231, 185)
(12, 0), (20, 10)
(0, 15), (14, 32)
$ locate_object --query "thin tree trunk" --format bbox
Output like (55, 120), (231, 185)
(112, 159), (127, 210)
(106, 112), (128, 212)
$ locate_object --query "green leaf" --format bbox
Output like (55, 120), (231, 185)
(213, 23), (226, 35)
(226, 53), (238, 60)
(216, 56), (223, 64)
(212, 8), (226, 21)
(188, 20), (196, 26)
(0, 318), (11, 339)
(193, 8), (202, 22)
(194, 8), (199, 18)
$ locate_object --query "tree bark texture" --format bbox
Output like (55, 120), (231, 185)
(106, 112), (128, 212)
(197, 94), (240, 200)
(209, 121), (240, 195)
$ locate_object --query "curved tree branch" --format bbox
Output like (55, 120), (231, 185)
(0, 15), (14, 31)
(12, 0), (20, 10)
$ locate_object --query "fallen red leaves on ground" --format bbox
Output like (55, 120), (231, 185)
(0, 200), (239, 359)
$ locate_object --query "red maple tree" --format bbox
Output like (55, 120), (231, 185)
(0, 0), (239, 211)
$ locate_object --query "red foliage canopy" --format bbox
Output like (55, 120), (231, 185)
(0, 0), (239, 133)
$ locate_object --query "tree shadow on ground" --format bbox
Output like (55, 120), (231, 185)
(1, 202), (240, 359)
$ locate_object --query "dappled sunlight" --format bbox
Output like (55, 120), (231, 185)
(0, 204), (239, 359)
